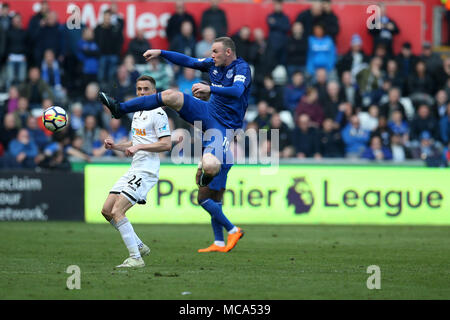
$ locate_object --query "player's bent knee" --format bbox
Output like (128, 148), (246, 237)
(161, 89), (183, 111)
(202, 154), (221, 176)
(101, 208), (113, 221)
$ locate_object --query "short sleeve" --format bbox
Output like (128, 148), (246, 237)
(153, 109), (171, 138)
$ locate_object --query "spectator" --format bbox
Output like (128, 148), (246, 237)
(108, 118), (128, 145)
(368, 2), (399, 57)
(306, 23), (336, 77)
(0, 112), (18, 150)
(257, 75), (284, 112)
(321, 0), (340, 42)
(177, 68), (201, 95)
(318, 117), (345, 157)
(5, 13), (27, 88)
(123, 54), (140, 84)
(395, 42), (418, 90)
(434, 90), (448, 119)
(388, 109), (409, 141)
(127, 28), (151, 65)
(76, 115), (100, 156)
(341, 114), (370, 158)
(356, 57), (384, 106)
(321, 80), (343, 120)
(439, 103), (450, 144)
(286, 22), (308, 77)
(107, 64), (136, 105)
(67, 135), (91, 162)
(5, 85), (19, 113)
(92, 129), (114, 157)
(336, 34), (368, 80)
(266, 0), (290, 70)
(407, 60), (434, 107)
(27, 0), (50, 65)
(371, 115), (393, 148)
(196, 27), (216, 59)
(390, 133), (408, 162)
(295, 86), (325, 127)
(26, 115), (49, 151)
(251, 28), (269, 87)
(268, 112), (294, 158)
(82, 82), (104, 127)
(231, 26), (253, 63)
(94, 9), (123, 84)
(292, 114), (321, 159)
(13, 97), (30, 129)
(169, 20), (196, 57)
(19, 67), (54, 110)
(421, 42), (442, 81)
(379, 87), (407, 120)
(296, 0), (323, 39)
(76, 27), (100, 90)
(384, 59), (403, 90)
(7, 128), (40, 168)
(361, 135), (392, 160)
(373, 42), (389, 70)
(41, 49), (66, 104)
(166, 0), (197, 43)
(69, 102), (83, 131)
(313, 67), (328, 101)
(34, 11), (64, 66)
(253, 100), (272, 131)
(0, 2), (11, 62)
(358, 104), (379, 132)
(435, 56), (450, 91)
(338, 71), (362, 109)
(410, 131), (444, 167)
(200, 0), (228, 38)
(142, 57), (174, 91)
(108, 2), (125, 31)
(284, 71), (306, 113)
(410, 104), (439, 143)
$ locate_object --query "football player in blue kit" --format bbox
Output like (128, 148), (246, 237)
(99, 37), (251, 253)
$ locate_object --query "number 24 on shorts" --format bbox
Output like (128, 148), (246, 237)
(128, 175), (142, 188)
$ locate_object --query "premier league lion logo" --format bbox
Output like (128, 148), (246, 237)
(287, 177), (314, 214)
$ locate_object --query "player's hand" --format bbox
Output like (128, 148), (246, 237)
(125, 145), (140, 157)
(191, 83), (211, 96)
(104, 138), (114, 150)
(143, 49), (161, 62)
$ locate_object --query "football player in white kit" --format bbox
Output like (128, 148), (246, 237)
(100, 75), (171, 268)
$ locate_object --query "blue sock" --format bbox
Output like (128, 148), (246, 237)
(211, 217), (224, 242)
(119, 92), (163, 113)
(200, 199), (234, 232)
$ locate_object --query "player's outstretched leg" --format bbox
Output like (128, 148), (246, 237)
(102, 194), (151, 257)
(98, 89), (183, 119)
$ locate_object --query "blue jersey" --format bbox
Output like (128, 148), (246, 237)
(160, 50), (252, 129)
(198, 57), (251, 129)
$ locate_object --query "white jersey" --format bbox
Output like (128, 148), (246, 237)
(130, 107), (171, 177)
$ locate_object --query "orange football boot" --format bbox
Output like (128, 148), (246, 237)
(225, 228), (245, 252)
(197, 243), (227, 253)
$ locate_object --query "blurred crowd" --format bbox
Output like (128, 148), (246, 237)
(0, 0), (449, 170)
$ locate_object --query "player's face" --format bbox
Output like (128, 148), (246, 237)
(211, 42), (227, 67)
(136, 80), (156, 97)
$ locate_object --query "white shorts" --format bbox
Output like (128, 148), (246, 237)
(110, 169), (158, 205)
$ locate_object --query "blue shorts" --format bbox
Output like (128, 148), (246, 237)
(179, 93), (234, 190)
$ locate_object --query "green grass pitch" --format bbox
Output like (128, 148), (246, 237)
(1, 222), (449, 299)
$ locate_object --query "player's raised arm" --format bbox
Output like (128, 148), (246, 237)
(143, 49), (212, 71)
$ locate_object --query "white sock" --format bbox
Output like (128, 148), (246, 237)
(228, 226), (238, 234)
(110, 219), (144, 249)
(214, 241), (225, 247)
(116, 217), (141, 259)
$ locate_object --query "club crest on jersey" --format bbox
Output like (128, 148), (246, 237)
(132, 128), (146, 136)
(226, 69), (234, 79)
